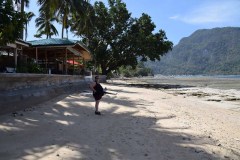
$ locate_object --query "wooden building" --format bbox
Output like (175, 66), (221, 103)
(0, 38), (92, 74)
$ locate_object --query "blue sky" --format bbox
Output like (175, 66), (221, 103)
(26, 0), (240, 45)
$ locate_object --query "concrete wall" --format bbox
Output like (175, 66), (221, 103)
(0, 73), (90, 115)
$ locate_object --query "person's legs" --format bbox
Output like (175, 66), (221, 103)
(93, 95), (102, 115)
(95, 100), (100, 112)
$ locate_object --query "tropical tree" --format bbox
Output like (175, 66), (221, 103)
(35, 12), (58, 39)
(129, 13), (173, 61)
(73, 0), (173, 75)
(24, 11), (35, 41)
(55, 0), (72, 38)
(70, 1), (95, 42)
(0, 0), (26, 45)
(12, 0), (29, 39)
(36, 0), (92, 39)
(54, 0), (91, 38)
(12, 0), (29, 12)
(35, 0), (58, 38)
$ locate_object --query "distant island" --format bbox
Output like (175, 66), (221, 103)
(146, 27), (240, 75)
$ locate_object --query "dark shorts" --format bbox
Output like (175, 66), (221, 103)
(93, 94), (102, 101)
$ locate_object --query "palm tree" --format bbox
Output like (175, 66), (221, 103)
(70, 1), (95, 40)
(35, 10), (58, 39)
(12, 0), (29, 39)
(35, 0), (58, 39)
(12, 0), (29, 12)
(54, 0), (91, 39)
(24, 11), (35, 41)
(55, 0), (74, 39)
(36, 0), (92, 39)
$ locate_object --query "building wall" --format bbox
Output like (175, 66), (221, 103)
(0, 73), (89, 115)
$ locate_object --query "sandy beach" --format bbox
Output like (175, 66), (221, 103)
(0, 79), (240, 160)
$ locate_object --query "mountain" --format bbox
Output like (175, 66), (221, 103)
(146, 27), (240, 75)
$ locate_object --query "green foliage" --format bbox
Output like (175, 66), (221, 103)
(28, 63), (43, 73)
(73, 0), (172, 75)
(36, 0), (92, 39)
(35, 0), (58, 39)
(17, 59), (43, 73)
(24, 11), (35, 41)
(118, 62), (153, 77)
(70, 1), (95, 39)
(146, 27), (240, 75)
(0, 0), (26, 45)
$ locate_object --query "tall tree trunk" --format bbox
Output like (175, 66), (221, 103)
(62, 13), (67, 39)
(101, 66), (108, 75)
(25, 24), (27, 41)
(66, 28), (68, 39)
(20, 0), (24, 40)
(61, 23), (64, 38)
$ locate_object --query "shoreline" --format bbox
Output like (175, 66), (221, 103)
(113, 75), (240, 91)
(108, 78), (240, 107)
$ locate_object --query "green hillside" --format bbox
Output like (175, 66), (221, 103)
(146, 27), (240, 75)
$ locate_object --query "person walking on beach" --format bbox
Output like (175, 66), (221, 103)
(89, 75), (104, 115)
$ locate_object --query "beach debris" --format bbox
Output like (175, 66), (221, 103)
(224, 155), (230, 159)
(188, 92), (211, 97)
(182, 137), (191, 141)
(224, 97), (240, 101)
(178, 92), (187, 95)
(12, 112), (18, 117)
(23, 107), (35, 112)
(194, 149), (204, 153)
(207, 99), (221, 102)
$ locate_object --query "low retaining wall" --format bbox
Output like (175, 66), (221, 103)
(0, 73), (91, 115)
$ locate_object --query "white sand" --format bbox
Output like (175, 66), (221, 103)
(0, 81), (239, 160)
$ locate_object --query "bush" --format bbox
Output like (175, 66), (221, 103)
(118, 62), (153, 77)
(17, 61), (43, 73)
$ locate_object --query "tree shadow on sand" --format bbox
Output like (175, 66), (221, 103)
(0, 90), (238, 160)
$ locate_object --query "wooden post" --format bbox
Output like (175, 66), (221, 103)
(83, 58), (85, 76)
(73, 56), (75, 75)
(35, 47), (38, 64)
(45, 50), (47, 72)
(78, 56), (81, 75)
(65, 48), (67, 74)
(14, 48), (18, 68)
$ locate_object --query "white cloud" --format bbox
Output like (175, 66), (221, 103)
(169, 15), (179, 20)
(170, 0), (240, 25)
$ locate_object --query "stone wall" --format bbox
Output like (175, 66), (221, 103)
(0, 73), (90, 115)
